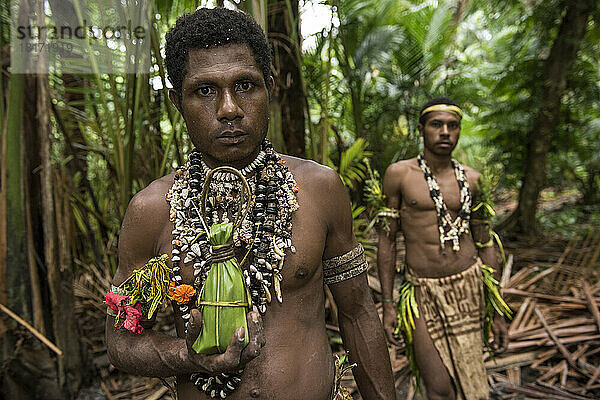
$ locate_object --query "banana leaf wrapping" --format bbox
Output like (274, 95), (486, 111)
(192, 223), (250, 354)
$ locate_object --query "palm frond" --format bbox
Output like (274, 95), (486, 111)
(337, 138), (372, 190)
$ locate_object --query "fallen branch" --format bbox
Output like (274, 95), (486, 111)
(534, 307), (575, 367)
(0, 303), (63, 356)
(583, 280), (600, 333)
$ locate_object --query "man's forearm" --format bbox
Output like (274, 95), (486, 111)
(338, 306), (395, 399)
(106, 317), (195, 377)
(377, 234), (397, 303)
(478, 245), (500, 280)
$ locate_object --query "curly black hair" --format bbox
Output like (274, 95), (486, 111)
(165, 7), (272, 96)
(419, 97), (460, 125)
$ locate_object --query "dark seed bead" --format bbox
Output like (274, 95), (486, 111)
(263, 224), (274, 233)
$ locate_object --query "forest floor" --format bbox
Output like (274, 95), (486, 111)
(75, 190), (600, 400)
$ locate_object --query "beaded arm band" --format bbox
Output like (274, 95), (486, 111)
(323, 244), (368, 285)
(377, 209), (400, 219)
(475, 238), (494, 248)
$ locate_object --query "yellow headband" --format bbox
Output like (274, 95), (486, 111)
(420, 104), (463, 119)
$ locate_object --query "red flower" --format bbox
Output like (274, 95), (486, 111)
(123, 304), (144, 335)
(106, 292), (129, 313)
(105, 291), (144, 335)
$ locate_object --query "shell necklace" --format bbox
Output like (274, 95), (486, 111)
(166, 140), (299, 398)
(417, 153), (471, 251)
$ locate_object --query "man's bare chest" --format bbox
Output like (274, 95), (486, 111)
(400, 171), (462, 214)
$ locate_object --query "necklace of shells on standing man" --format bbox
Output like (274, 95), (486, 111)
(417, 153), (471, 251)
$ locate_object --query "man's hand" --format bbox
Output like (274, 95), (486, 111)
(185, 308), (266, 374)
(491, 317), (508, 354)
(382, 306), (401, 346)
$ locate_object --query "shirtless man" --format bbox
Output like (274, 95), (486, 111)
(105, 8), (394, 400)
(377, 98), (509, 400)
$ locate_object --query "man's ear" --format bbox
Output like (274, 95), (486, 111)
(267, 75), (275, 100)
(418, 123), (424, 137)
(168, 89), (182, 114)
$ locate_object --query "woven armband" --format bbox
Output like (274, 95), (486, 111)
(377, 209), (400, 219)
(475, 238), (494, 248)
(323, 244), (368, 285)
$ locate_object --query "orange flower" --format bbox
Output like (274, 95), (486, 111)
(173, 284), (196, 305)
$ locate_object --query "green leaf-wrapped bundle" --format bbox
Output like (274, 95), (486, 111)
(192, 223), (250, 354)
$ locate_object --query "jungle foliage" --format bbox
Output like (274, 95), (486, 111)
(1, 0), (600, 397)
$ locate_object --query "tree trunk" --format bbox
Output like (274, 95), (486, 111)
(350, 79), (364, 138)
(23, 74), (46, 335)
(3, 0), (30, 372)
(3, 29), (33, 399)
(0, 10), (9, 310)
(582, 170), (600, 205)
(504, 0), (597, 235)
(268, 0), (305, 157)
(4, 74), (27, 324)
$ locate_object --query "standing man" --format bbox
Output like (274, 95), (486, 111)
(106, 7), (395, 400)
(377, 98), (509, 400)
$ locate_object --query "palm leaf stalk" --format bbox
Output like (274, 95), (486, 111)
(119, 254), (173, 319)
(394, 280), (420, 386)
(472, 200), (508, 268)
(481, 264), (512, 351)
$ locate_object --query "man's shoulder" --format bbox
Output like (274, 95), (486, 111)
(383, 158), (417, 186)
(281, 155), (341, 186)
(281, 155), (350, 215)
(116, 174), (175, 283)
(126, 173), (175, 219)
(388, 158), (417, 173)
